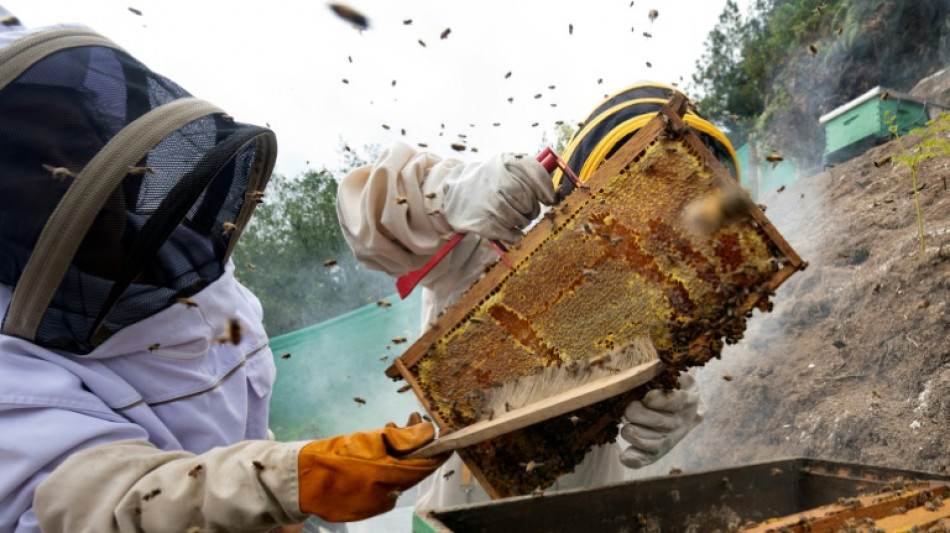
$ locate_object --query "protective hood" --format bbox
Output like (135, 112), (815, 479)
(553, 82), (739, 200)
(0, 28), (277, 354)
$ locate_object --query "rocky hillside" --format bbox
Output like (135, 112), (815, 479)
(631, 119), (950, 479)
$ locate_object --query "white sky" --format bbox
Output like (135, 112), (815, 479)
(6, 0), (748, 178)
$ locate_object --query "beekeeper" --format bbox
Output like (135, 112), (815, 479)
(336, 84), (712, 509)
(0, 10), (444, 532)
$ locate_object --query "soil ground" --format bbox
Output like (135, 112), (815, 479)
(630, 130), (950, 480)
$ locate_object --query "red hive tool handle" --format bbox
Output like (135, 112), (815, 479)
(394, 149), (560, 299)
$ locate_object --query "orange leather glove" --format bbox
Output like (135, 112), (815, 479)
(298, 414), (446, 522)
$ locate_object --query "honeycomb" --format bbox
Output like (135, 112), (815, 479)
(408, 122), (800, 497)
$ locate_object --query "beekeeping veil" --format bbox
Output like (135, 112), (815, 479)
(0, 28), (277, 354)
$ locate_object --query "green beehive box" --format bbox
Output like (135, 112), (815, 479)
(819, 86), (930, 166)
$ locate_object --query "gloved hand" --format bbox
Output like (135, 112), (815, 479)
(441, 153), (556, 244)
(619, 373), (704, 468)
(298, 413), (447, 522)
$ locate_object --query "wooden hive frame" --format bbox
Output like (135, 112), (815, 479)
(386, 94), (804, 498)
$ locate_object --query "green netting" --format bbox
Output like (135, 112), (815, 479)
(267, 291), (423, 441)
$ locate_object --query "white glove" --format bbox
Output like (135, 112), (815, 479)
(441, 153), (555, 244)
(619, 373), (704, 468)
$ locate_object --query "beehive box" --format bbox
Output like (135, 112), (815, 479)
(386, 95), (804, 498)
(415, 458), (950, 533)
(819, 86), (930, 165)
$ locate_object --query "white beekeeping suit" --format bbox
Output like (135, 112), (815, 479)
(0, 11), (443, 531)
(336, 141), (704, 510)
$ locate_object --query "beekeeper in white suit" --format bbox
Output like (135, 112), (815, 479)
(0, 9), (444, 532)
(336, 140), (704, 509)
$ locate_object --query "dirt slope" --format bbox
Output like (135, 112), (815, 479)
(630, 130), (950, 480)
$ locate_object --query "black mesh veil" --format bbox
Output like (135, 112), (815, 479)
(0, 30), (276, 354)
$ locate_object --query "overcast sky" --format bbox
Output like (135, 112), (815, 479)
(6, 0), (749, 178)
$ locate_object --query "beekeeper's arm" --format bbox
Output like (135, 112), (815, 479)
(33, 415), (443, 531)
(335, 142), (554, 298)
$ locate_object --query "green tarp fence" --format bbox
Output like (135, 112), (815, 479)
(268, 290), (424, 441)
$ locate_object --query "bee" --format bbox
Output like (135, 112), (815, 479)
(245, 263), (256, 271)
(219, 318), (242, 345)
(380, 355), (389, 362)
(417, 142), (428, 148)
(328, 3), (369, 30)
(388, 490), (402, 499)
(766, 153), (784, 167)
(880, 91), (890, 101)
(520, 460), (544, 473)
(353, 397), (367, 405)
(629, 0), (634, 5)
(177, 297), (199, 308)
(505, 401), (513, 412)
(42, 164), (77, 181)
(424, 192), (437, 199)
(531, 487), (544, 498)
(776, 185), (786, 193)
(127, 166), (155, 175)
(392, 337), (407, 344)
(581, 221), (594, 235)
(568, 415), (581, 425)
(403, 19), (412, 25)
(872, 390), (881, 398)
(723, 375), (733, 381)
(252, 460), (265, 472)
(222, 222), (237, 234)
(422, 414), (432, 422)
(813, 3), (826, 14)
(127, 7), (143, 16)
(873, 155), (892, 167)
(534, 93), (542, 99)
(554, 120), (564, 126)
(597, 78), (603, 84)
(730, 114), (740, 121)
(531, 122), (539, 127)
(450, 142), (466, 152)
(400, 128), (406, 136)
(143, 488), (161, 501)
(397, 384), (412, 393)
(504, 71), (512, 79)
(442, 470), (455, 480)
(395, 196), (407, 206)
(381, 124), (391, 130)
(507, 97), (514, 103)
(323, 259), (338, 267)
(469, 317), (486, 324)
(148, 343), (161, 351)
(808, 43), (818, 56)
(836, 26), (843, 36)
(440, 28), (451, 39)
(648, 9), (659, 22)
(377, 300), (392, 307)
(187, 464), (203, 477)
(418, 39), (426, 47)
(646, 61), (652, 68)
(631, 26), (635, 32)
(280, 353), (292, 360)
(643, 32), (652, 38)
(669, 467), (683, 475)
(568, 23), (573, 35)
(348, 55), (353, 63)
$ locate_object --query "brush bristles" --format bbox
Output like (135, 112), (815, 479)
(479, 337), (659, 421)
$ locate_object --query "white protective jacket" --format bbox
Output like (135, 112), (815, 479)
(336, 142), (628, 510)
(0, 262), (308, 532)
